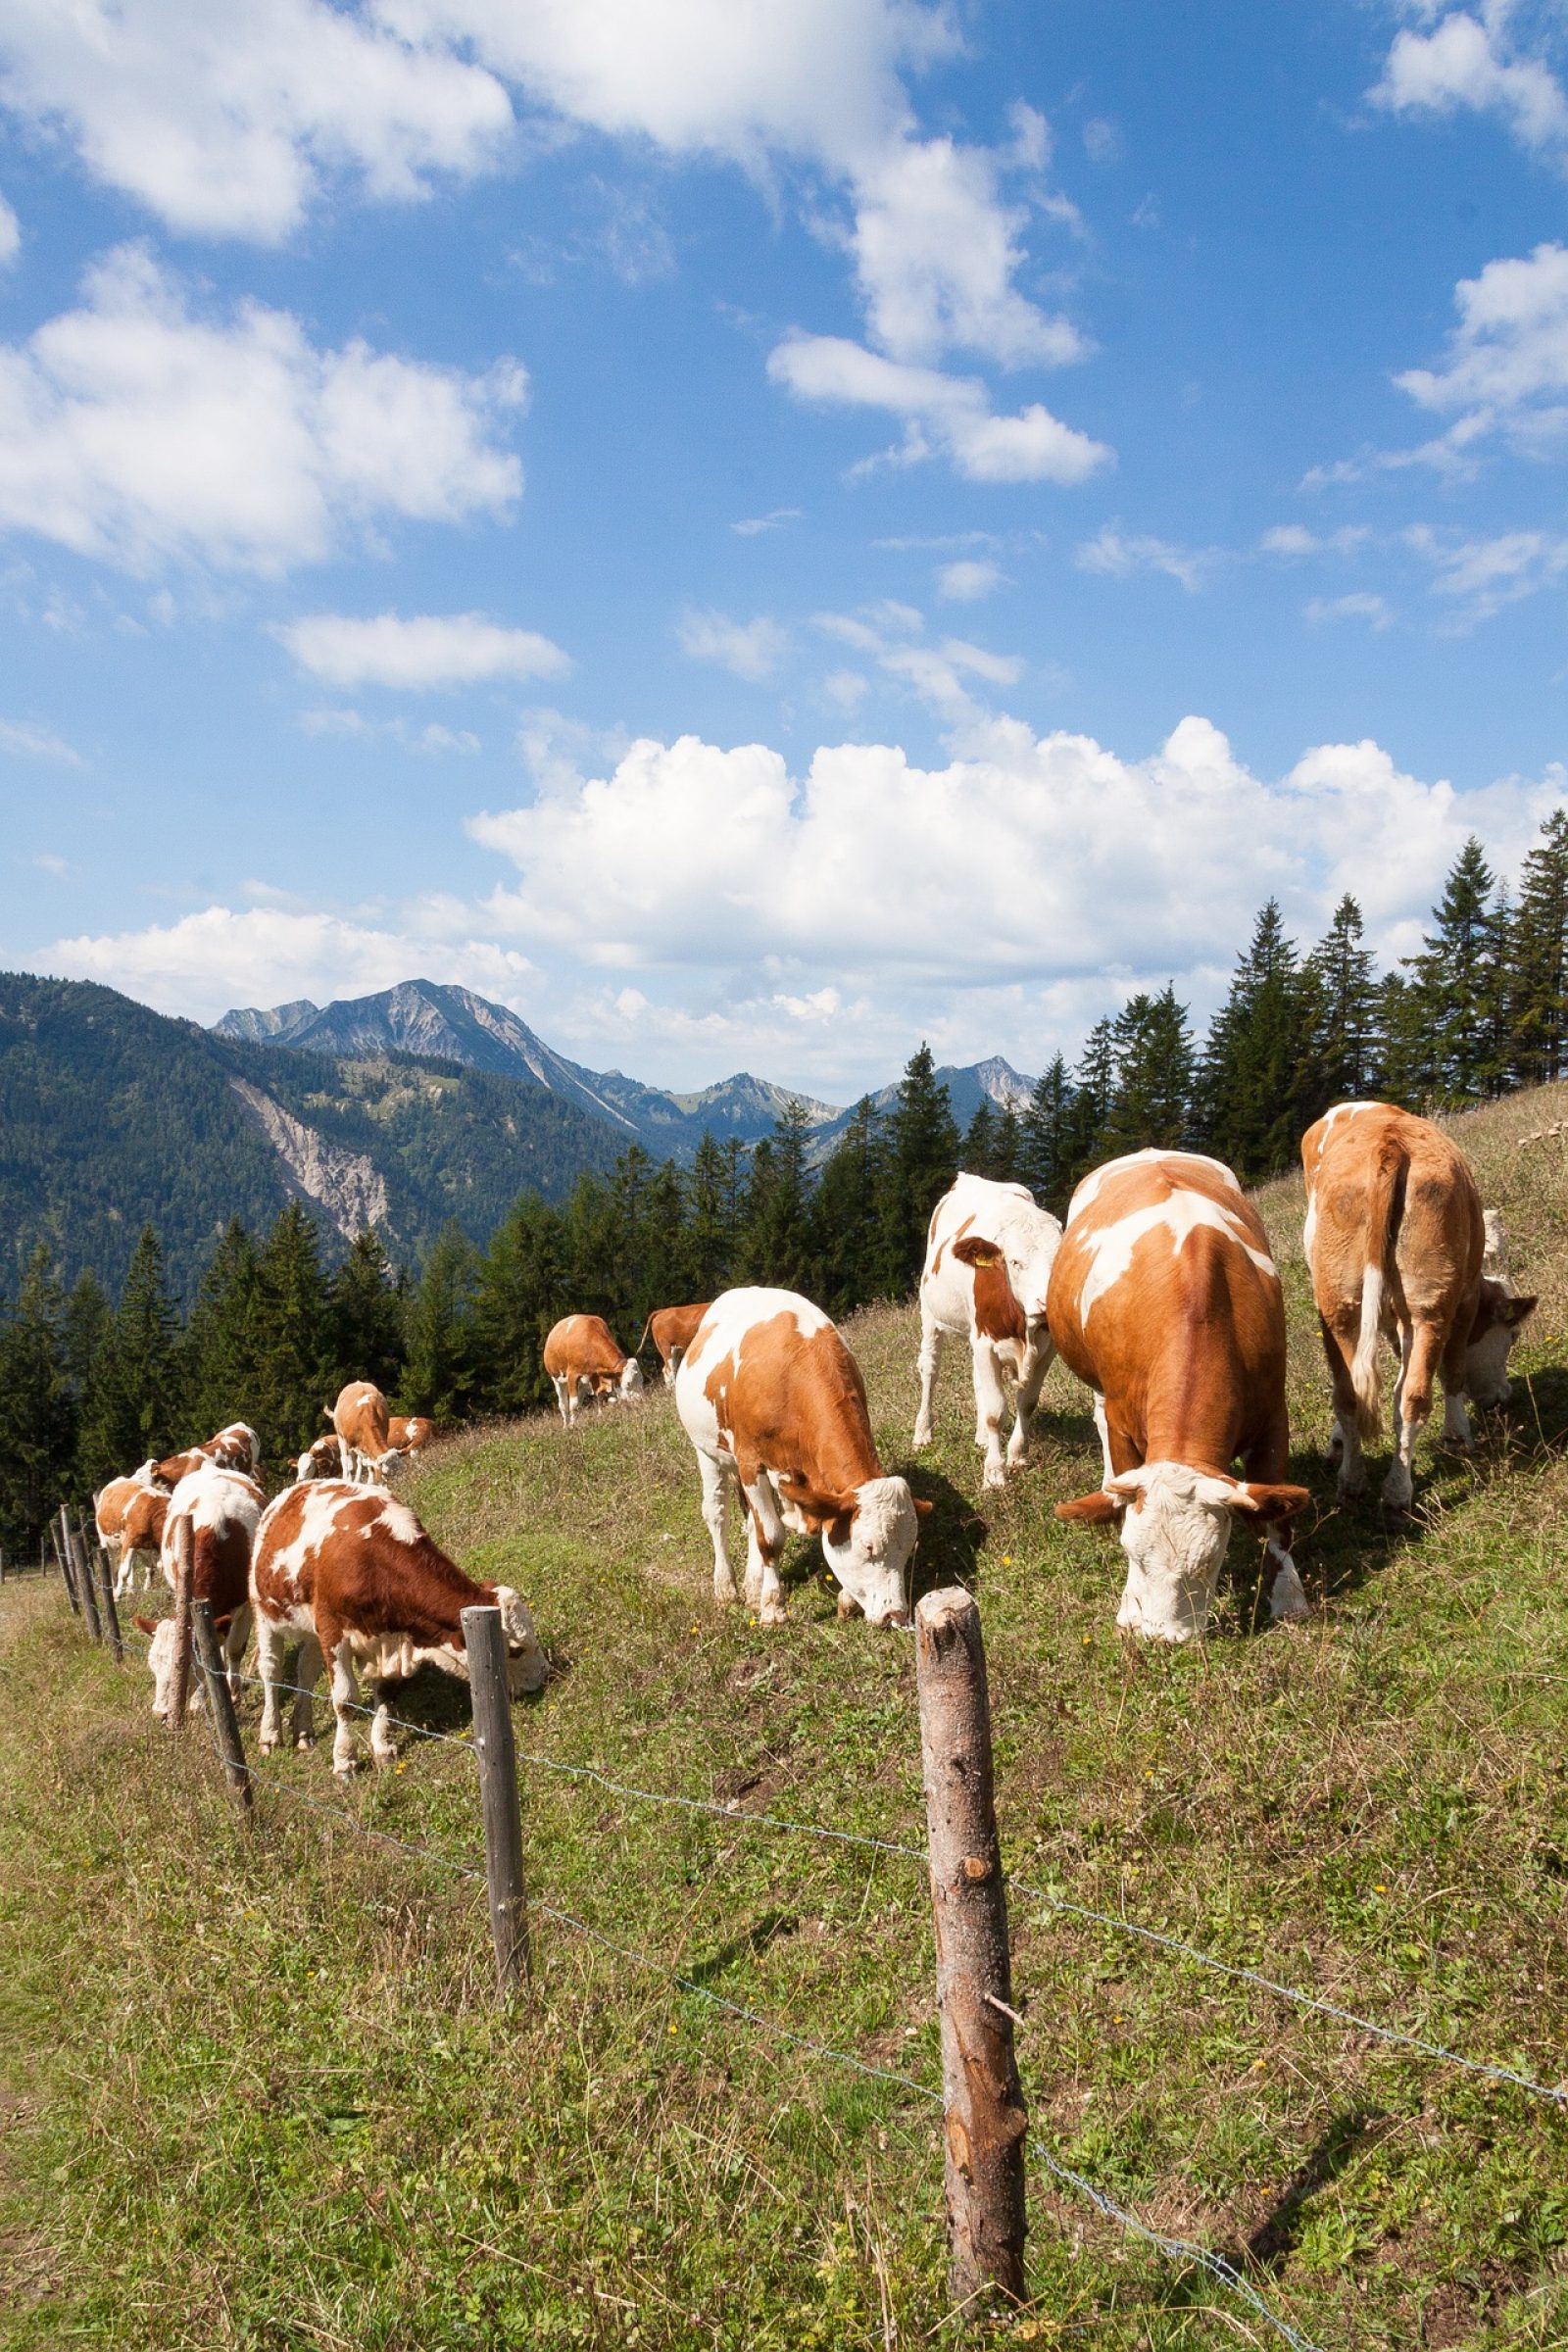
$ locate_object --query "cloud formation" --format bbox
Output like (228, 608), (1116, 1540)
(0, 245), (524, 573)
(279, 610), (567, 688)
(1371, 4), (1568, 165)
(674, 606), (789, 681)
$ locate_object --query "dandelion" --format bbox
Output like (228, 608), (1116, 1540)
(1082, 1635), (1092, 1646)
(1375, 1882), (1388, 1894)
(1002, 1555), (1012, 1566)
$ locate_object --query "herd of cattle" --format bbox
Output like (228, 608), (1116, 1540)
(90, 1102), (1537, 1772)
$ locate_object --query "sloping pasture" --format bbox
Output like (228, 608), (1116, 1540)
(3, 1090), (1567, 2348)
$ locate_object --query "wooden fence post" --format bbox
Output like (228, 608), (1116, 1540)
(461, 1604), (530, 1994)
(54, 1510), (81, 1616)
(192, 1599), (253, 1815)
(68, 1513), (103, 1645)
(88, 1521), (124, 1666)
(915, 1585), (1028, 2311)
(168, 1514), (194, 1732)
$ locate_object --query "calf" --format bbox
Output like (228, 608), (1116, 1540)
(913, 1173), (1062, 1488)
(296, 1434), (343, 1482)
(1301, 1102), (1537, 1512)
(131, 1462), (264, 1717)
(207, 1422), (261, 1474)
(636, 1302), (711, 1388)
(329, 1381), (407, 1485)
(1049, 1150), (1309, 1642)
(386, 1413), (434, 1459)
(542, 1315), (645, 1427)
(95, 1460), (165, 1594)
(249, 1482), (546, 1776)
(675, 1288), (930, 1629)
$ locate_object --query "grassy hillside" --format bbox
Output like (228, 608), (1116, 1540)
(3, 1089), (1568, 2348)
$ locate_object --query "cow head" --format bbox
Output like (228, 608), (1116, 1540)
(1465, 1277), (1538, 1407)
(798, 1475), (931, 1629)
(618, 1358), (646, 1402)
(133, 1613), (215, 1720)
(1056, 1463), (1308, 1642)
(493, 1585), (549, 1694)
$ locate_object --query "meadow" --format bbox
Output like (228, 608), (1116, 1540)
(3, 1090), (1568, 2350)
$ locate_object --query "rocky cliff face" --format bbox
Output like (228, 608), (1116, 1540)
(227, 1078), (391, 1240)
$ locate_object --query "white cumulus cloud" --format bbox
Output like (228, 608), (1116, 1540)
(674, 606), (789, 681)
(1371, 4), (1568, 164)
(0, 244), (524, 573)
(936, 559), (1002, 601)
(279, 610), (567, 689)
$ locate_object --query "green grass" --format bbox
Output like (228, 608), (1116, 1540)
(5, 1088), (1568, 2348)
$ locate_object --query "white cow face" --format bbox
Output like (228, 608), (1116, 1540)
(494, 1585), (549, 1694)
(1007, 1232), (1061, 1327)
(1465, 1280), (1538, 1408)
(1060, 1464), (1308, 1642)
(619, 1359), (646, 1402)
(821, 1477), (922, 1629)
(135, 1615), (204, 1719)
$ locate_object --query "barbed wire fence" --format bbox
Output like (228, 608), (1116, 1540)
(34, 1500), (1568, 2344)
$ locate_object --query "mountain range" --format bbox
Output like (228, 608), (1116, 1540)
(1, 968), (1035, 1298)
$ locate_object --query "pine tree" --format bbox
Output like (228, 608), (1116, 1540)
(248, 1203), (332, 1463)
(77, 1225), (179, 1484)
(0, 1247), (76, 1552)
(1304, 894), (1381, 1109)
(1511, 808), (1568, 1086)
(807, 1098), (883, 1314)
(1021, 1054), (1074, 1206)
(742, 1100), (812, 1289)
(404, 1223), (481, 1419)
(63, 1269), (112, 1399)
(1403, 838), (1501, 1103)
(1060, 1018), (1115, 1192)
(471, 1193), (566, 1413)
(993, 1102), (1023, 1184)
(686, 1134), (741, 1296)
(1193, 902), (1312, 1181)
(874, 1044), (958, 1294)
(961, 1097), (1000, 1177)
(1101, 987), (1194, 1155)
(179, 1219), (258, 1441)
(328, 1229), (406, 1397)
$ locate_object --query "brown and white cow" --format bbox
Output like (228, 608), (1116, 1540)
(674, 1288), (930, 1629)
(95, 1459), (166, 1595)
(152, 1422), (262, 1488)
(1049, 1150), (1309, 1642)
(116, 1484), (170, 1598)
(1301, 1102), (1537, 1512)
(386, 1413), (435, 1459)
(296, 1434), (343, 1482)
(913, 1173), (1062, 1488)
(542, 1315), (645, 1427)
(636, 1302), (712, 1389)
(248, 1482), (546, 1776)
(328, 1381), (407, 1485)
(131, 1461), (265, 1718)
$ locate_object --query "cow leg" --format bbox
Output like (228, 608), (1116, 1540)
(329, 1639), (365, 1778)
(255, 1614), (288, 1755)
(970, 1344), (1009, 1490)
(1439, 1317), (1475, 1451)
(1383, 1319), (1431, 1513)
(698, 1451), (738, 1607)
(1007, 1335), (1055, 1471)
(291, 1635), (322, 1749)
(665, 1347), (684, 1388)
(1246, 1424), (1308, 1624)
(913, 1307), (943, 1449)
(1093, 1393), (1114, 1485)
(367, 1682), (397, 1771)
(1318, 1315), (1365, 1497)
(744, 1477), (788, 1626)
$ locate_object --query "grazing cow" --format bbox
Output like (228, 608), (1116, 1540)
(636, 1302), (712, 1388)
(386, 1413), (435, 1459)
(206, 1422), (261, 1474)
(249, 1482), (546, 1776)
(1301, 1102), (1537, 1512)
(296, 1434), (343, 1482)
(913, 1173), (1063, 1488)
(154, 1446), (211, 1487)
(674, 1288), (930, 1629)
(542, 1315), (645, 1427)
(130, 1462), (265, 1717)
(95, 1460), (165, 1593)
(1049, 1150), (1309, 1642)
(115, 1485), (170, 1598)
(328, 1381), (407, 1485)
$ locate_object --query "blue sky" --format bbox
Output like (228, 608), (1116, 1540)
(2, 0), (1566, 1102)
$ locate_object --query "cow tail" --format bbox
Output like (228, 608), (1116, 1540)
(634, 1313), (656, 1358)
(1350, 1135), (1404, 1439)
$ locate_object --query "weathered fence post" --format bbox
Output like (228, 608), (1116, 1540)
(68, 1512), (103, 1644)
(461, 1603), (530, 1994)
(87, 1520), (124, 1666)
(915, 1585), (1028, 2310)
(168, 1514), (195, 1732)
(192, 1598), (253, 1815)
(53, 1509), (81, 1616)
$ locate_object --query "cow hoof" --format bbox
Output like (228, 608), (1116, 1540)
(760, 1603), (788, 1628)
(981, 1466), (1007, 1492)
(371, 1750), (397, 1772)
(835, 1593), (858, 1622)
(913, 1423), (933, 1450)
(1336, 1468), (1367, 1500)
(713, 1586), (738, 1610)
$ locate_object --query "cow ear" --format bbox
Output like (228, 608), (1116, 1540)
(1230, 1482), (1310, 1521)
(1502, 1291), (1539, 1326)
(911, 1496), (935, 1518)
(212, 1611), (235, 1637)
(952, 1235), (1004, 1269)
(131, 1614), (158, 1636)
(1055, 1490), (1120, 1525)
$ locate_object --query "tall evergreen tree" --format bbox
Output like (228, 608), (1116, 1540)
(685, 1133), (743, 1297)
(328, 1228), (405, 1396)
(179, 1218), (259, 1440)
(1060, 1017), (1115, 1192)
(471, 1193), (566, 1413)
(807, 1098), (883, 1314)
(742, 1100), (812, 1289)
(1021, 1054), (1074, 1206)
(404, 1222), (481, 1419)
(1305, 894), (1380, 1108)
(77, 1225), (179, 1485)
(248, 1203), (332, 1462)
(874, 1043), (958, 1294)
(961, 1097), (1000, 1177)
(993, 1102), (1024, 1184)
(1511, 808), (1568, 1086)
(1403, 837), (1501, 1103)
(1194, 902), (1312, 1180)
(1101, 986), (1195, 1155)
(0, 1247), (76, 1551)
